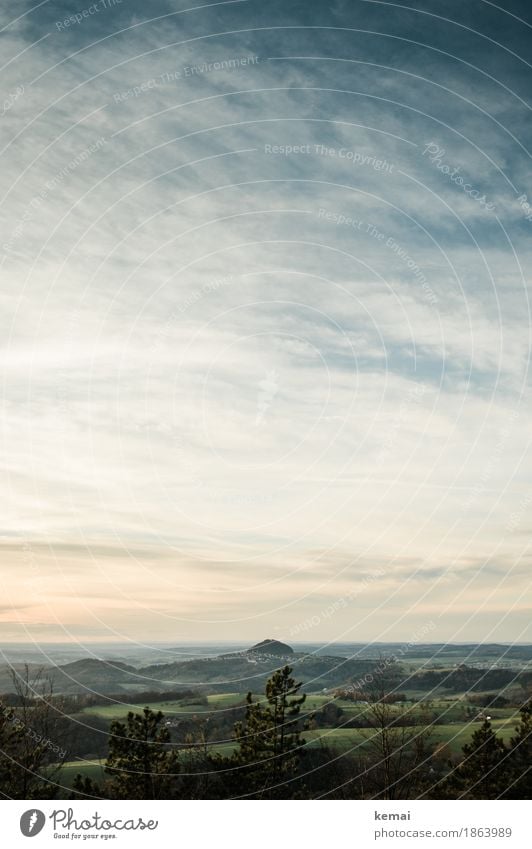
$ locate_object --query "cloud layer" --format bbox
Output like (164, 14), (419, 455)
(0, 0), (531, 645)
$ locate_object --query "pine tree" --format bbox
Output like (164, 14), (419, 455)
(73, 707), (180, 799)
(230, 666), (307, 797)
(505, 700), (531, 799)
(443, 719), (509, 799)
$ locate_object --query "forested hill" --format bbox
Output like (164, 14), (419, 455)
(0, 641), (529, 696)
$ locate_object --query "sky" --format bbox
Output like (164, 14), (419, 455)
(0, 0), (531, 647)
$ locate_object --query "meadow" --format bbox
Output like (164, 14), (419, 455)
(55, 687), (522, 788)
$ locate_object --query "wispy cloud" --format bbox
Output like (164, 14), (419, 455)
(0, 0), (531, 643)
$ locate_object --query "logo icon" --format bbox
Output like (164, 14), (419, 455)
(20, 810), (46, 837)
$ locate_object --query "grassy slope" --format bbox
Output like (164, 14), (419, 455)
(59, 689), (521, 787)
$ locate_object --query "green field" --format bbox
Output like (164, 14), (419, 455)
(58, 760), (106, 790)
(304, 715), (517, 755)
(82, 692), (246, 720)
(61, 714), (518, 788)
(52, 689), (523, 792)
(77, 692), (520, 759)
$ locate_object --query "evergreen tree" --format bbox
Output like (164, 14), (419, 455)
(73, 707), (180, 799)
(505, 700), (531, 799)
(442, 719), (509, 799)
(228, 666), (307, 797)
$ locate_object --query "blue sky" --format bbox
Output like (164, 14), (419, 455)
(0, 0), (531, 645)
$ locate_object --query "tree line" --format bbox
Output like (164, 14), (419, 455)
(0, 663), (529, 799)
